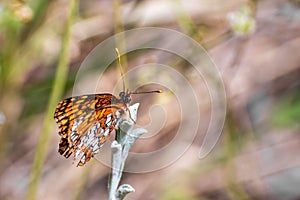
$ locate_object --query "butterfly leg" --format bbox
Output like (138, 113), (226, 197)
(126, 107), (136, 124)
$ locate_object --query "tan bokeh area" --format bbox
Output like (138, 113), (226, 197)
(1, 0), (300, 199)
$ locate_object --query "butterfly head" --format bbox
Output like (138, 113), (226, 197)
(119, 91), (131, 104)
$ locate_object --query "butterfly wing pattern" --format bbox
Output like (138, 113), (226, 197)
(54, 93), (129, 166)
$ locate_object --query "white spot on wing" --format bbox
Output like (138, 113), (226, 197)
(80, 155), (86, 163)
(72, 117), (84, 132)
(106, 120), (112, 127)
(106, 114), (112, 123)
(104, 128), (110, 136)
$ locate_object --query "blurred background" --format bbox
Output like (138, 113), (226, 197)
(1, 0), (300, 199)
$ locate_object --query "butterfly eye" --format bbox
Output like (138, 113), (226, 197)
(119, 92), (125, 99)
(124, 95), (131, 103)
(119, 92), (131, 103)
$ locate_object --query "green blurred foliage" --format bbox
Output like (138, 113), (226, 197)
(162, 186), (199, 200)
(271, 91), (300, 128)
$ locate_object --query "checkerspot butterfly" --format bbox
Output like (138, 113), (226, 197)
(54, 49), (162, 166)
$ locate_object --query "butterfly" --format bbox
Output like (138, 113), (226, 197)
(54, 49), (162, 166)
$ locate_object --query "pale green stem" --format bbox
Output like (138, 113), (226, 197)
(108, 103), (147, 200)
(25, 0), (76, 199)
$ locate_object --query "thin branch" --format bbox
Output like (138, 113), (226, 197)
(108, 103), (147, 200)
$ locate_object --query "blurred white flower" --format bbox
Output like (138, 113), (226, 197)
(227, 6), (256, 36)
(11, 1), (33, 23)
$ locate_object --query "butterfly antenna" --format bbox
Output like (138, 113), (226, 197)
(131, 90), (163, 94)
(115, 48), (126, 92)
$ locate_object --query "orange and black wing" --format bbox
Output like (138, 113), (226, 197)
(54, 93), (125, 166)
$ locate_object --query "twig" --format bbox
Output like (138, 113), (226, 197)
(108, 103), (147, 200)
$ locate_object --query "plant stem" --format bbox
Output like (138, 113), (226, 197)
(25, 0), (76, 199)
(108, 103), (147, 200)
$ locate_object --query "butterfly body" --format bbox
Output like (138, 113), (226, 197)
(54, 92), (131, 166)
